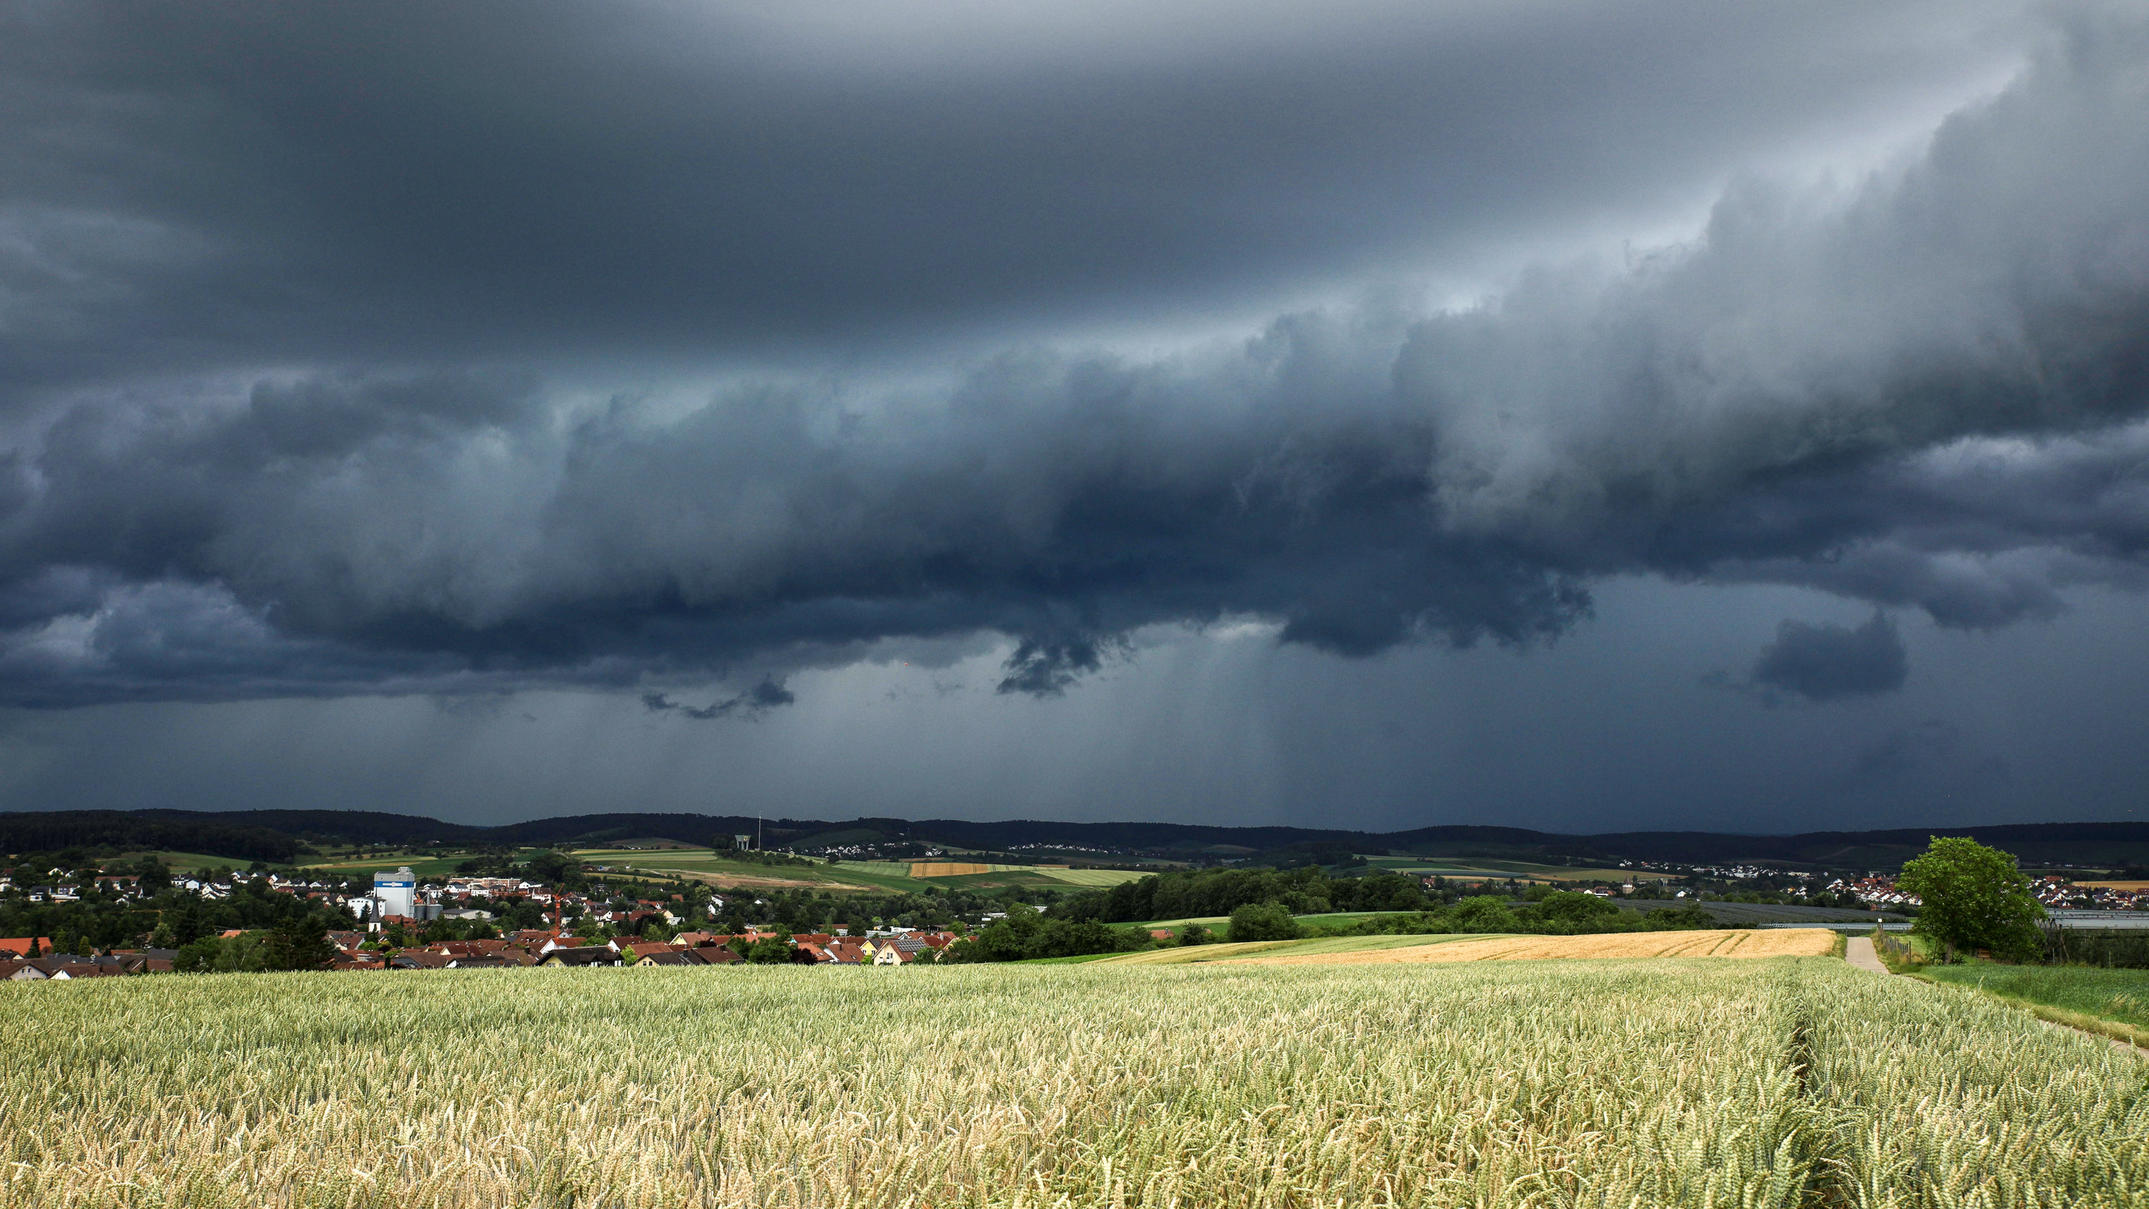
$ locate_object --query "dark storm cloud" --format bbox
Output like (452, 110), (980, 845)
(0, 0), (2014, 389)
(0, 321), (1601, 705)
(641, 676), (795, 721)
(1748, 612), (1909, 702)
(1, 2), (2148, 707)
(996, 637), (1125, 698)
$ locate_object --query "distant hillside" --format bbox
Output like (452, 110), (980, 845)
(0, 810), (308, 863)
(3, 808), (2146, 870)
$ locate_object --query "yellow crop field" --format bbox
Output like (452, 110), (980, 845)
(3, 958), (2144, 1207)
(909, 860), (997, 876)
(1246, 927), (1836, 965)
(896, 861), (1143, 884)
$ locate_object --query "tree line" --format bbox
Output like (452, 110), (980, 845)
(1054, 866), (1436, 924)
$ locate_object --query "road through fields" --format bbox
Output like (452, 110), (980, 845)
(1844, 936), (1887, 973)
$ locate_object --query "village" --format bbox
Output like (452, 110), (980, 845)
(1812, 872), (2149, 913)
(0, 861), (981, 981)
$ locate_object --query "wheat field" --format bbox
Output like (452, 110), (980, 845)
(1, 958), (2142, 1208)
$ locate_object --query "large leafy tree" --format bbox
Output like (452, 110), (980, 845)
(1896, 836), (2045, 961)
(1226, 901), (1301, 943)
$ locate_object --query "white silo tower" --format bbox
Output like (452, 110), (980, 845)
(372, 867), (417, 920)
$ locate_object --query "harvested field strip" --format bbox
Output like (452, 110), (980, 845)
(1101, 933), (1494, 965)
(1241, 927), (1835, 965)
(909, 860), (996, 877)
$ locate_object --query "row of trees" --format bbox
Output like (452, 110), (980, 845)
(943, 910), (1151, 962)
(1215, 892), (1719, 942)
(1056, 867), (1436, 924)
(1350, 892), (1718, 937)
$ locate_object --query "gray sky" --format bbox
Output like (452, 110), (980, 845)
(2, 0), (2146, 832)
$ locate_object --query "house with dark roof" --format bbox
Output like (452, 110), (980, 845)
(539, 946), (619, 967)
(634, 950), (699, 967)
(26, 958), (117, 979)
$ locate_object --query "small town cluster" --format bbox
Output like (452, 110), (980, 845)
(1611, 860), (2149, 912)
(0, 861), (980, 981)
(0, 927), (963, 980)
(1816, 872), (2148, 912)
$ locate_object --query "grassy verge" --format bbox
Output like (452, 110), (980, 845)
(1868, 927), (1935, 973)
(1913, 963), (2149, 1049)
